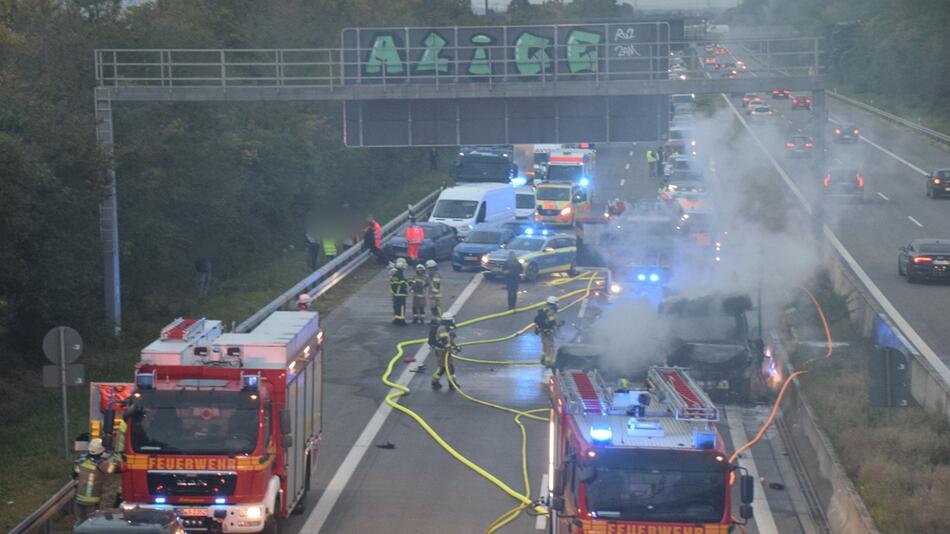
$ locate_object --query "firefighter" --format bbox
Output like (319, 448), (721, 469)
(72, 438), (118, 523)
(534, 296), (560, 367)
(410, 263), (429, 324)
(431, 312), (459, 390)
(426, 259), (442, 320)
(390, 259), (409, 325)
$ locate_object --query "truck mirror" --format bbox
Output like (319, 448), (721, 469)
(577, 465), (597, 484)
(740, 503), (753, 520)
(279, 410), (292, 435)
(281, 434), (294, 448)
(740, 474), (754, 504)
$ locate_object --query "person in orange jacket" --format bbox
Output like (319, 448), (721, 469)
(363, 215), (383, 264)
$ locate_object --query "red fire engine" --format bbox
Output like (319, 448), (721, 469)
(547, 365), (754, 534)
(86, 312), (323, 533)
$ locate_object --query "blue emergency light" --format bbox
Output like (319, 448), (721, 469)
(692, 429), (717, 449)
(241, 373), (260, 392)
(215, 497), (226, 505)
(590, 426), (613, 443)
(135, 371), (155, 390)
(154, 497), (166, 504)
(649, 273), (660, 283)
(579, 176), (590, 187)
(524, 227), (534, 236)
(637, 273), (646, 282)
(511, 176), (528, 187)
(541, 229), (549, 236)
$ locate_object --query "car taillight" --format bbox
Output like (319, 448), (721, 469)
(768, 111), (773, 115)
(914, 256), (934, 264)
(823, 174), (831, 187)
(805, 143), (814, 148)
(792, 98), (798, 104)
(743, 97), (750, 102)
(786, 142), (796, 148)
(856, 174), (864, 188)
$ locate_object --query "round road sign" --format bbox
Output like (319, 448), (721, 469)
(42, 326), (83, 364)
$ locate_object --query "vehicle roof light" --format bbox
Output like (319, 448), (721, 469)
(154, 497), (166, 504)
(649, 273), (660, 283)
(215, 497), (226, 504)
(579, 177), (590, 187)
(135, 371), (155, 390)
(693, 429), (717, 449)
(241, 372), (260, 391)
(590, 426), (613, 443)
(524, 227), (534, 236)
(541, 229), (549, 236)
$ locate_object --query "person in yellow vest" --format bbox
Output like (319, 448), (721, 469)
(646, 148), (659, 177)
(72, 438), (118, 523)
(322, 235), (339, 262)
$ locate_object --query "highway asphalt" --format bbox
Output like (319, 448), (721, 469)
(275, 141), (819, 533)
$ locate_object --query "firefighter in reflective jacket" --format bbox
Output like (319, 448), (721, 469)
(390, 259), (409, 325)
(426, 259), (442, 320)
(534, 296), (559, 367)
(72, 438), (117, 523)
(430, 312), (459, 390)
(410, 264), (429, 324)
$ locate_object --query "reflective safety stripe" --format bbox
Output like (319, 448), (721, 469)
(322, 239), (337, 256)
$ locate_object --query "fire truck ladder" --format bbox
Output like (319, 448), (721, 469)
(649, 366), (720, 422)
(561, 370), (613, 415)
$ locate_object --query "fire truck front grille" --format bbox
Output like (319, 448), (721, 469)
(148, 472), (237, 497)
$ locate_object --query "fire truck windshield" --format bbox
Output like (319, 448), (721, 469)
(130, 390), (261, 455)
(536, 187), (572, 201)
(547, 165), (584, 182)
(585, 465), (726, 523)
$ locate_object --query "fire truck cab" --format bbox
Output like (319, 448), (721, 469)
(95, 312), (323, 533)
(547, 366), (754, 533)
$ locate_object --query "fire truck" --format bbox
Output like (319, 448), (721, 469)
(84, 312), (324, 533)
(547, 365), (754, 533)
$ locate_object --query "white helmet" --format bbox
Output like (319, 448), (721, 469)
(440, 312), (455, 322)
(416, 264), (427, 273)
(88, 438), (105, 455)
(546, 296), (559, 305)
(389, 268), (399, 276)
(298, 293), (312, 304)
(395, 258), (408, 269)
(425, 259), (437, 269)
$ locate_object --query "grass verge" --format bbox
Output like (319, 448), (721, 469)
(0, 168), (444, 530)
(789, 285), (950, 534)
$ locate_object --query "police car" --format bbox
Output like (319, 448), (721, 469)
(481, 229), (577, 281)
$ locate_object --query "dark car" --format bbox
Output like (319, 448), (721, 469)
(741, 93), (762, 108)
(75, 509), (185, 534)
(450, 225), (515, 271)
(834, 123), (861, 142)
(771, 88), (791, 98)
(898, 239), (950, 282)
(501, 220), (545, 236)
(790, 94), (812, 110)
(822, 168), (865, 201)
(785, 134), (815, 156)
(383, 222), (458, 262)
(926, 169), (950, 198)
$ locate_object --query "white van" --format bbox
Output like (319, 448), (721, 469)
(515, 186), (536, 219)
(429, 183), (516, 238)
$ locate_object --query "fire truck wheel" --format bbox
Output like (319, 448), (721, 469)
(262, 499), (281, 534)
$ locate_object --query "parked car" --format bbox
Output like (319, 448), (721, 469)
(451, 224), (515, 271)
(75, 509), (185, 534)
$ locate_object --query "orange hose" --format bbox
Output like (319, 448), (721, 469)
(727, 286), (833, 466)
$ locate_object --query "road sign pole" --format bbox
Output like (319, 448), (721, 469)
(59, 328), (70, 461)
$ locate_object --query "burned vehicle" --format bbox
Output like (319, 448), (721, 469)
(659, 293), (764, 403)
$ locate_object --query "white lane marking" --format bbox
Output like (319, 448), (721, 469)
(725, 407), (780, 534)
(301, 274), (484, 534)
(828, 116), (928, 175)
(577, 297), (589, 319)
(877, 192), (890, 201)
(536, 474), (548, 530)
(624, 163), (631, 170)
(908, 216), (924, 228)
(620, 178), (626, 187)
(629, 150), (635, 157)
(728, 93), (950, 392)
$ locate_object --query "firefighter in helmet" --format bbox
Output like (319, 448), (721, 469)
(431, 312), (459, 390)
(72, 438), (118, 523)
(425, 259), (442, 320)
(534, 296), (560, 367)
(390, 259), (409, 325)
(410, 263), (429, 324)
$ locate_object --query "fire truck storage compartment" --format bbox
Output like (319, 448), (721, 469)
(141, 319), (224, 365)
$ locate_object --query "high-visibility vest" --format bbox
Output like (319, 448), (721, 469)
(429, 274), (442, 296)
(646, 150), (658, 163)
(322, 238), (338, 257)
(74, 455), (116, 505)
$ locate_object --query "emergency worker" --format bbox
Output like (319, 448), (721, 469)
(297, 293), (312, 311)
(405, 216), (425, 263)
(72, 438), (118, 523)
(504, 251), (522, 310)
(410, 264), (429, 324)
(363, 215), (383, 264)
(426, 259), (442, 320)
(646, 149), (658, 177)
(322, 234), (339, 261)
(389, 259), (409, 325)
(534, 296), (560, 366)
(431, 312), (459, 390)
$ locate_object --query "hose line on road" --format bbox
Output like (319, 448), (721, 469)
(727, 286), (834, 467)
(379, 271), (601, 533)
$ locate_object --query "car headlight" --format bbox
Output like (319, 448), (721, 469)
(560, 206), (573, 215)
(518, 258), (526, 265)
(240, 506), (264, 519)
(481, 254), (490, 264)
(609, 283), (622, 294)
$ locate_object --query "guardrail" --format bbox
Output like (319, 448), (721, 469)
(14, 188), (441, 531)
(236, 187), (440, 333)
(10, 480), (76, 534)
(827, 90), (950, 145)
